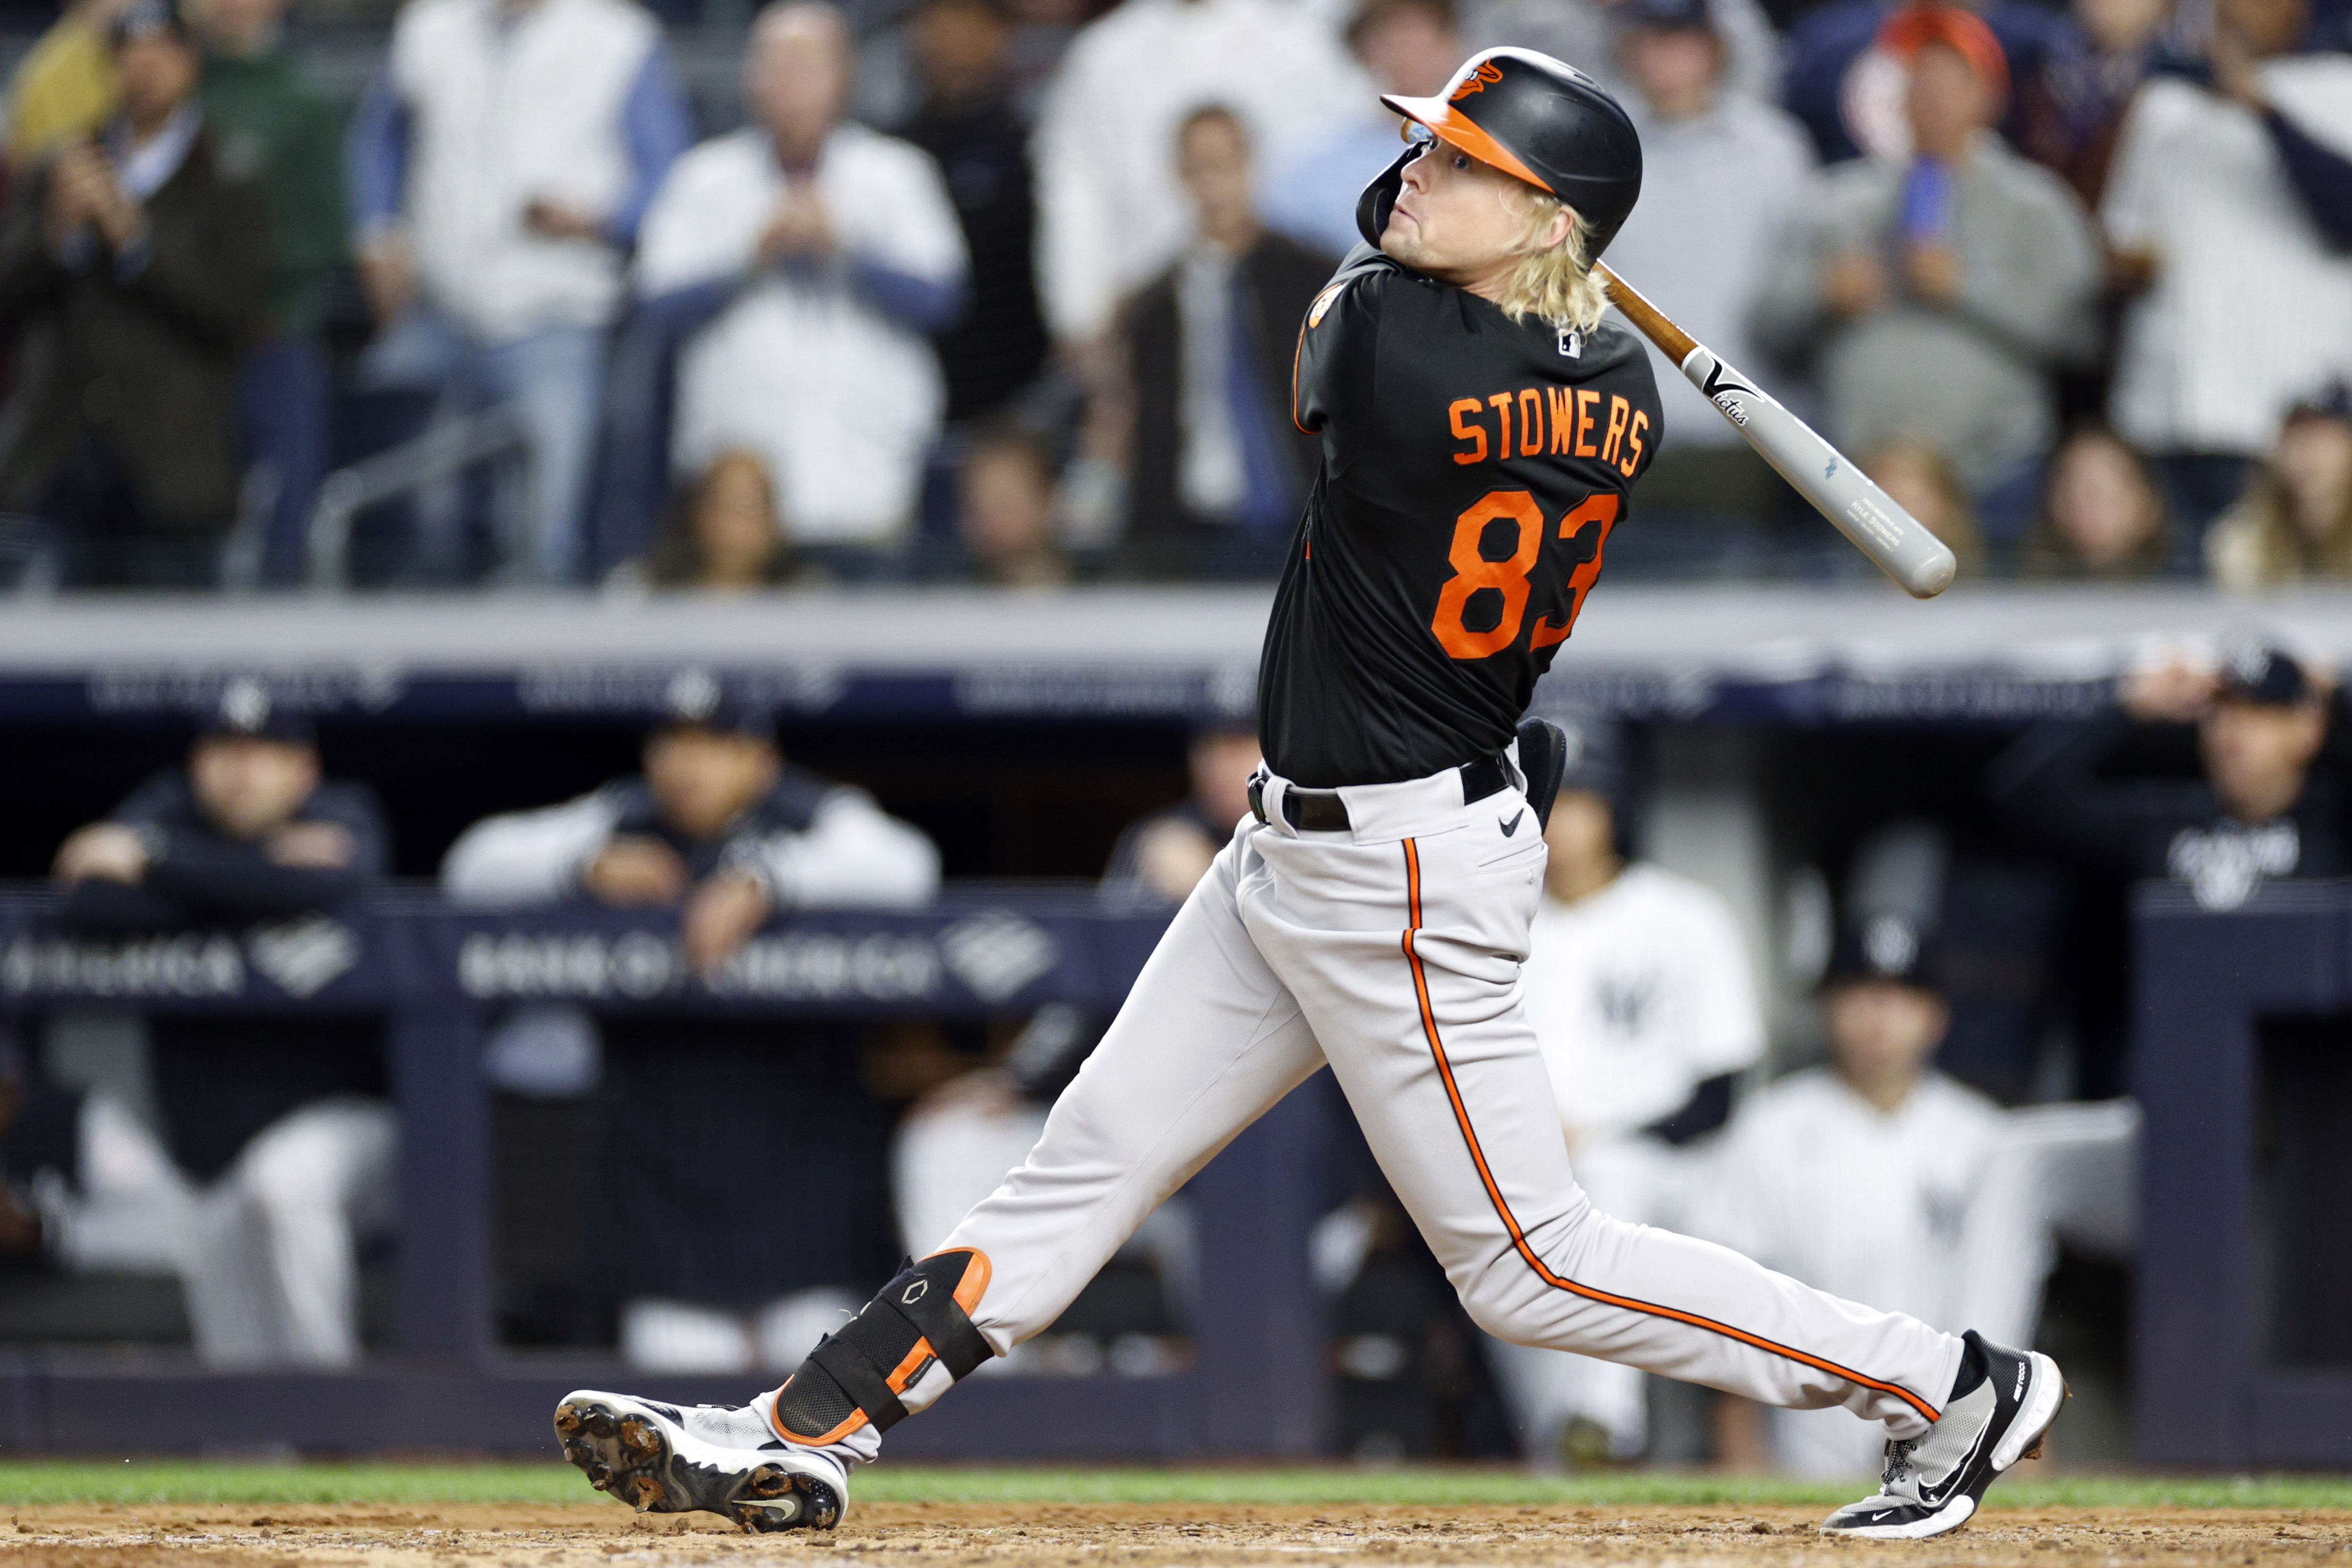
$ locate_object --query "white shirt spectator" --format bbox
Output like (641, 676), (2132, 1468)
(636, 122), (968, 547)
(1522, 862), (1765, 1144)
(1691, 1068), (2005, 1477)
(442, 777), (939, 911)
(2103, 58), (2352, 456)
(1605, 94), (1815, 449)
(381, 0), (665, 341)
(1032, 0), (1368, 343)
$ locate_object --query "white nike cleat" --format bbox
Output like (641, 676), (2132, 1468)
(1820, 1331), (2068, 1540)
(553, 1389), (846, 1533)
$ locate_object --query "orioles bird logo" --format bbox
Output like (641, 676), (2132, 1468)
(1449, 61), (1505, 100)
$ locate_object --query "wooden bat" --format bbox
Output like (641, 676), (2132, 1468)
(1596, 264), (1958, 600)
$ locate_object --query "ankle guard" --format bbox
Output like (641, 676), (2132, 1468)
(770, 1249), (994, 1445)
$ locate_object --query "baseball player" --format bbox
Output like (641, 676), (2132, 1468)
(553, 49), (2064, 1541)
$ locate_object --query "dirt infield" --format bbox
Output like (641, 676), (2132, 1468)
(2, 1499), (2344, 1568)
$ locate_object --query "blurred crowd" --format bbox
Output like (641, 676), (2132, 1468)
(0, 0), (2343, 586)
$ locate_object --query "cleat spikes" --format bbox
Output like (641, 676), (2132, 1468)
(620, 1418), (661, 1457)
(554, 1403), (584, 1436)
(628, 1476), (664, 1511)
(584, 1410), (618, 1439)
(748, 1466), (790, 1500)
(552, 1390), (843, 1533)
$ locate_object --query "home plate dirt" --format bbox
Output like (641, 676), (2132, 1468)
(2, 1501), (2345, 1568)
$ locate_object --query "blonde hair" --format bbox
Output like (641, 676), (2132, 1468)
(1494, 187), (1610, 334)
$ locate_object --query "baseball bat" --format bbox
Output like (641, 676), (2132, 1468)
(1595, 265), (1958, 600)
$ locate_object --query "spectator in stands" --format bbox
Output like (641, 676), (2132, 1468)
(2018, 0), (2190, 209)
(1101, 715), (1259, 902)
(0, 0), (270, 588)
(644, 449), (813, 591)
(1030, 0), (1365, 350)
(346, 0), (691, 585)
(1752, 7), (2101, 548)
(1864, 441), (1988, 575)
(956, 425), (1069, 586)
(4, 0), (128, 165)
(194, 0), (347, 586)
(1992, 644), (2346, 914)
(2205, 382), (2352, 588)
(50, 679), (394, 1367)
(442, 672), (939, 1372)
(1260, 0), (1463, 262)
(2020, 425), (2175, 579)
(1781, 0), (2068, 166)
(1600, 0), (1816, 534)
(1484, 716), (1764, 1467)
(1122, 106), (1331, 578)
(1468, 0), (1782, 117)
(1696, 915), (2133, 1475)
(900, 0), (1050, 425)
(635, 0), (967, 575)
(2102, 0), (2352, 534)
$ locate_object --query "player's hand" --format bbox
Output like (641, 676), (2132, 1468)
(53, 822), (150, 886)
(1821, 250), (1887, 318)
(583, 835), (691, 906)
(266, 820), (356, 869)
(756, 190), (835, 263)
(682, 873), (771, 976)
(524, 200), (605, 243)
(1905, 242), (1961, 305)
(356, 234), (417, 326)
(2120, 659), (2218, 723)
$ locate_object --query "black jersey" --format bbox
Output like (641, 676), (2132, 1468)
(1257, 246), (1662, 787)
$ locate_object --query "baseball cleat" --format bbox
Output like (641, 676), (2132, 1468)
(1819, 1331), (2068, 1540)
(553, 1390), (845, 1533)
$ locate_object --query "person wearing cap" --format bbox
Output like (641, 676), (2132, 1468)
(441, 679), (938, 1372)
(2100, 0), (2352, 536)
(2204, 382), (2352, 587)
(1751, 2), (2102, 553)
(1691, 916), (2005, 1475)
(1598, 0), (1816, 537)
(47, 679), (394, 1366)
(0, 0), (271, 587)
(1483, 716), (1765, 1466)
(1989, 644), (2349, 1098)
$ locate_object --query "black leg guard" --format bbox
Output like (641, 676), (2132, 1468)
(771, 1249), (995, 1443)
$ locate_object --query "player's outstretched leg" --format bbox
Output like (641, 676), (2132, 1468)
(551, 1249), (990, 1531)
(1819, 1330), (2068, 1539)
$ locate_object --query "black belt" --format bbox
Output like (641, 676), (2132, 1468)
(1248, 754), (1515, 834)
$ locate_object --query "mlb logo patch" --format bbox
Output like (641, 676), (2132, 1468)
(1308, 284), (1345, 328)
(1557, 329), (1583, 358)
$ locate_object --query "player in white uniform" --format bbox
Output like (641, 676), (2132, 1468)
(546, 50), (2065, 1543)
(1487, 719), (1764, 1462)
(1694, 914), (2132, 1475)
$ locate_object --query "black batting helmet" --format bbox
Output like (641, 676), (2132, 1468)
(1373, 48), (1643, 259)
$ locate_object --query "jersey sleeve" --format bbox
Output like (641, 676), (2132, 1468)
(1290, 254), (1390, 436)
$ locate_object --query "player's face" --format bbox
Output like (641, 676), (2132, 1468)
(2201, 698), (2326, 823)
(1381, 138), (1566, 286)
(189, 735), (320, 841)
(1824, 979), (1948, 1091)
(645, 727), (784, 841)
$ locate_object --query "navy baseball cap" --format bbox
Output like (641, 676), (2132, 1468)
(1822, 913), (1943, 993)
(654, 667), (774, 740)
(2285, 381), (2352, 427)
(2215, 644), (2313, 708)
(200, 678), (316, 745)
(1622, 0), (1712, 31)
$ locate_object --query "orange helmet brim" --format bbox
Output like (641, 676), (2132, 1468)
(1379, 94), (1554, 195)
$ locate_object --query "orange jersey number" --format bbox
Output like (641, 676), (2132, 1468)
(1429, 489), (1620, 660)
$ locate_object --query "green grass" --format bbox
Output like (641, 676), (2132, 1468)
(0, 1464), (2347, 1511)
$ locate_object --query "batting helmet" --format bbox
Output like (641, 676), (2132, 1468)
(1365, 48), (1644, 259)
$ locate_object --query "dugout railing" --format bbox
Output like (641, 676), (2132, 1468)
(0, 890), (1328, 1457)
